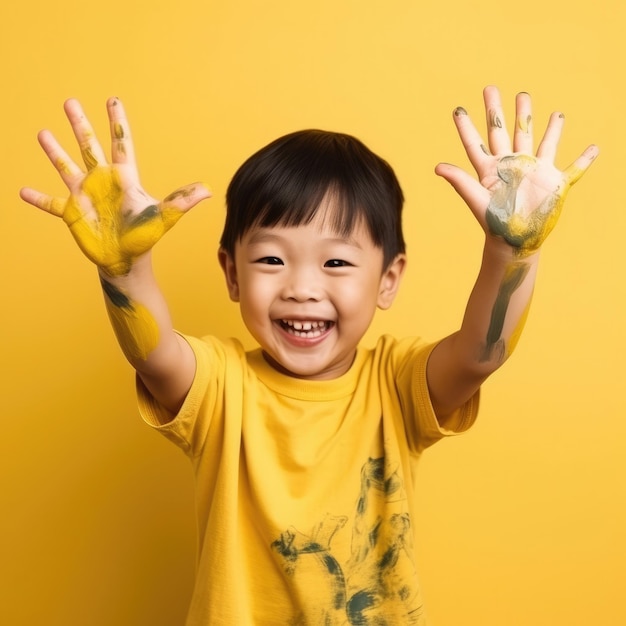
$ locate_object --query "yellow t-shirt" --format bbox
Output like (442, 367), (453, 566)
(138, 334), (479, 625)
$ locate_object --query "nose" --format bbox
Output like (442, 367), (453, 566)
(281, 265), (323, 302)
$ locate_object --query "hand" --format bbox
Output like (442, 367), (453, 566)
(20, 98), (211, 276)
(435, 86), (599, 257)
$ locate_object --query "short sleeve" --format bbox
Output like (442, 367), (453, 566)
(136, 334), (225, 456)
(393, 338), (480, 452)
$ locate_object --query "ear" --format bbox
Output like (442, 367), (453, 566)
(377, 253), (406, 310)
(218, 248), (240, 302)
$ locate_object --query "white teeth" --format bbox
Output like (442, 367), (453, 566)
(281, 320), (329, 338)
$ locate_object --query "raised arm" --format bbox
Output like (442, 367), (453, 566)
(20, 98), (211, 416)
(427, 86), (598, 421)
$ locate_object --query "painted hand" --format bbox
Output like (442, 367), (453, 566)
(20, 98), (211, 275)
(435, 86), (598, 257)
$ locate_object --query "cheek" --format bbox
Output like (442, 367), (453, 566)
(238, 274), (274, 317)
(345, 276), (381, 303)
(334, 279), (380, 318)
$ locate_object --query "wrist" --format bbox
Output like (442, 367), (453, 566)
(482, 234), (541, 265)
(97, 251), (153, 282)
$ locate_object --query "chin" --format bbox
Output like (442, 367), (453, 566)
(261, 350), (331, 380)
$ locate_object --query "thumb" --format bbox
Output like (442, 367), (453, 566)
(161, 182), (212, 213)
(435, 163), (490, 220)
(563, 144), (600, 187)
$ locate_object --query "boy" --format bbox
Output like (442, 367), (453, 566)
(20, 87), (597, 625)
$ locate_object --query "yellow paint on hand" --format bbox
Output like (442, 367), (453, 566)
(61, 166), (187, 276)
(517, 114), (532, 133)
(566, 165), (586, 186)
(45, 196), (66, 218)
(55, 157), (72, 176)
(112, 122), (126, 156)
(81, 145), (99, 170)
(486, 154), (572, 256)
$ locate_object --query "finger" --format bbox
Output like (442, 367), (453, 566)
(513, 91), (533, 154)
(563, 144), (600, 186)
(483, 85), (511, 155)
(64, 98), (108, 170)
(449, 106), (492, 176)
(106, 97), (138, 175)
(19, 187), (66, 217)
(435, 162), (491, 222)
(36, 129), (84, 187)
(536, 112), (565, 162)
(160, 182), (212, 214)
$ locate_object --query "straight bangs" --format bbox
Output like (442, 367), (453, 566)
(221, 130), (405, 267)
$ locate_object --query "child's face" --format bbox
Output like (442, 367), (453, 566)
(219, 200), (406, 380)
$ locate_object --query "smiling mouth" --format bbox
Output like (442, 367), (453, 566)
(279, 319), (333, 338)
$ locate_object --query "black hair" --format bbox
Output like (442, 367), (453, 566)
(220, 129), (405, 269)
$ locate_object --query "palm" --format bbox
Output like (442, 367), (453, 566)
(63, 164), (186, 275)
(481, 154), (569, 254)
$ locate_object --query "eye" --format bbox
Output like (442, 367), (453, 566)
(255, 256), (284, 265)
(324, 259), (353, 268)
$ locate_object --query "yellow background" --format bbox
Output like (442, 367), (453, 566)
(2, 1), (624, 624)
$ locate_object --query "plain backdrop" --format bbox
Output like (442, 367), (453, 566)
(2, 1), (624, 624)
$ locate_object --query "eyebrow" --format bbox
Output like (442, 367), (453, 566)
(246, 229), (363, 248)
